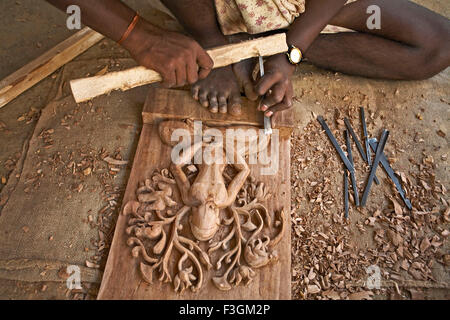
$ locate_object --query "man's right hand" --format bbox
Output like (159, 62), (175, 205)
(121, 19), (214, 88)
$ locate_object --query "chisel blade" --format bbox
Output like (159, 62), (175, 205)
(344, 117), (380, 185)
(259, 56), (272, 135)
(361, 107), (371, 166)
(317, 116), (355, 173)
(361, 129), (389, 207)
(369, 138), (412, 210)
(344, 171), (349, 219)
(345, 130), (360, 207)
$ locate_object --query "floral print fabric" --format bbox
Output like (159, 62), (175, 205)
(214, 0), (356, 35)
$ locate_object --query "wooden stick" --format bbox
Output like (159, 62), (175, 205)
(0, 27), (104, 109)
(70, 33), (288, 103)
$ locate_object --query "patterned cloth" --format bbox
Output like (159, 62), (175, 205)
(147, 0), (356, 35)
(214, 0), (357, 35)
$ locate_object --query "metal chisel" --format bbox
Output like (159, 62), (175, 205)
(259, 56), (272, 135)
(317, 116), (355, 173)
(361, 107), (371, 166)
(344, 117), (380, 185)
(369, 138), (412, 210)
(361, 130), (389, 206)
(345, 130), (360, 207)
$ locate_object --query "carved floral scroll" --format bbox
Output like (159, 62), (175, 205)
(122, 121), (285, 293)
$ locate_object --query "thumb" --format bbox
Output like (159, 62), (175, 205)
(196, 47), (214, 78)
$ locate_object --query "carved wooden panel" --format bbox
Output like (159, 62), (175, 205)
(97, 89), (291, 299)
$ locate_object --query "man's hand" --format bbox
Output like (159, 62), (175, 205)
(122, 20), (214, 88)
(45, 0), (213, 88)
(255, 54), (296, 118)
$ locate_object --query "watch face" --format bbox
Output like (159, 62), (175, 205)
(290, 48), (302, 64)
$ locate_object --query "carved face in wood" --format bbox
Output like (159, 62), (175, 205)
(190, 201), (220, 241)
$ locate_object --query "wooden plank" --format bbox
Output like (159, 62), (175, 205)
(0, 27), (104, 109)
(97, 90), (291, 300)
(70, 33), (288, 103)
(142, 88), (294, 136)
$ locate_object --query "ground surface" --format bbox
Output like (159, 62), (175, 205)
(0, 0), (448, 299)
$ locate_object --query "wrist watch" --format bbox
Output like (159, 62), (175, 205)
(286, 45), (303, 65)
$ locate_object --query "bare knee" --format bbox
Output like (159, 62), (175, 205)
(407, 25), (450, 80)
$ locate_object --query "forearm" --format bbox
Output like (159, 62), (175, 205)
(46, 0), (155, 42)
(47, 0), (214, 87)
(161, 0), (227, 48)
(287, 0), (347, 52)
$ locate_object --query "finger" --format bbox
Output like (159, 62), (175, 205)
(255, 72), (282, 96)
(229, 94), (242, 116)
(191, 84), (200, 100)
(265, 103), (290, 117)
(175, 65), (187, 87)
(265, 93), (293, 117)
(196, 46), (214, 71)
(161, 70), (176, 88)
(198, 89), (209, 108)
(186, 57), (198, 85)
(218, 94), (228, 114)
(198, 67), (211, 80)
(209, 93), (219, 113)
(284, 82), (293, 108)
(243, 82), (259, 101)
(261, 83), (286, 110)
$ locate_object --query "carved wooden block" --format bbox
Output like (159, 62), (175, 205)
(98, 89), (291, 299)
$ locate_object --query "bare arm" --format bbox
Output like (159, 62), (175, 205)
(47, 0), (136, 42)
(287, 0), (348, 53)
(46, 0), (213, 87)
(161, 0), (228, 48)
(256, 0), (347, 117)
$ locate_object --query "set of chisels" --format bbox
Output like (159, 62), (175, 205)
(318, 107), (412, 218)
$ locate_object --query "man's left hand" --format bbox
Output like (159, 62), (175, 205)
(255, 53), (296, 118)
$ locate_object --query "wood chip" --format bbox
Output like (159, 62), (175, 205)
(103, 157), (128, 166)
(95, 66), (108, 76)
(323, 289), (340, 300)
(436, 130), (446, 138)
(387, 229), (401, 247)
(348, 291), (373, 300)
(420, 237), (430, 253)
(85, 260), (100, 269)
(57, 267), (70, 280)
(307, 285), (321, 294)
(391, 198), (403, 216)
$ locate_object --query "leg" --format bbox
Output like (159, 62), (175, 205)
(169, 141), (203, 206)
(224, 153), (250, 208)
(161, 0), (243, 115)
(227, 33), (260, 102)
(305, 0), (450, 80)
